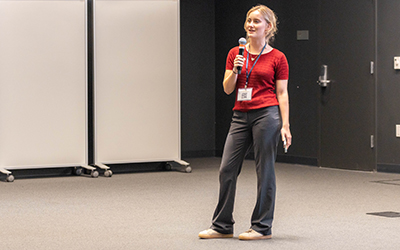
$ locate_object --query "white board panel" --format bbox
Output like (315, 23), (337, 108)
(0, 0), (87, 169)
(94, 0), (180, 163)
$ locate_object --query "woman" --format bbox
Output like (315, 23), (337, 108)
(199, 5), (291, 240)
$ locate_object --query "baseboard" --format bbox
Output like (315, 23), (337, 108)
(182, 150), (216, 158)
(377, 163), (400, 174)
(214, 150), (318, 166)
(215, 150), (223, 157)
(246, 152), (318, 166)
(276, 154), (318, 166)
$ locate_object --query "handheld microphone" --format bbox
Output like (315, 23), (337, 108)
(237, 37), (246, 74)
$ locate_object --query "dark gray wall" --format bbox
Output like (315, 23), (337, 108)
(377, 0), (400, 172)
(274, 0), (319, 164)
(181, 0), (319, 163)
(214, 0), (318, 164)
(180, 0), (216, 158)
(181, 0), (400, 173)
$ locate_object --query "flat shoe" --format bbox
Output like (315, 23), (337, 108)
(238, 229), (272, 240)
(198, 229), (233, 239)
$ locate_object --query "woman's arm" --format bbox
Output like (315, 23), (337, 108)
(223, 55), (245, 95)
(276, 79), (292, 148)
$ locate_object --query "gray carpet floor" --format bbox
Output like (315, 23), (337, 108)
(1, 157), (400, 250)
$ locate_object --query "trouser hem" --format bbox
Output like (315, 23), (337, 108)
(210, 225), (233, 235)
(250, 227), (272, 236)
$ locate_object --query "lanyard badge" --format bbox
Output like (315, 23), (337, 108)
(237, 88), (253, 101)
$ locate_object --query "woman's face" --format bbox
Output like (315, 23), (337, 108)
(245, 10), (270, 41)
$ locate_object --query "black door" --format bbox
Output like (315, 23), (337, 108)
(318, 0), (376, 171)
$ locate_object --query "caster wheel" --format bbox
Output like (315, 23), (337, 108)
(165, 163), (172, 171)
(74, 168), (83, 176)
(91, 170), (99, 178)
(104, 170), (113, 177)
(185, 166), (192, 173)
(6, 175), (14, 182)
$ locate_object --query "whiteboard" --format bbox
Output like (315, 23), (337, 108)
(0, 0), (87, 169)
(94, 0), (180, 164)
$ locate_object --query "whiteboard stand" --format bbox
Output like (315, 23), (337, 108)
(73, 165), (100, 178)
(96, 164), (113, 177)
(165, 160), (192, 173)
(0, 168), (14, 182)
(95, 160), (190, 176)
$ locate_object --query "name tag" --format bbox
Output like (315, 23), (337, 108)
(237, 88), (253, 101)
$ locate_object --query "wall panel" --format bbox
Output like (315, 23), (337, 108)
(0, 0), (87, 169)
(94, 0), (180, 164)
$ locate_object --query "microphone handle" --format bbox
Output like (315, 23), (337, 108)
(237, 47), (245, 74)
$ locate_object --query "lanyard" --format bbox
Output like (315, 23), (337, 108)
(245, 43), (267, 88)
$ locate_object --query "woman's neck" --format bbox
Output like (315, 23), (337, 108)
(247, 40), (272, 54)
(248, 39), (267, 54)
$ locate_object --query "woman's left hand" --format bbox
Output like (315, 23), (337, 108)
(281, 126), (292, 150)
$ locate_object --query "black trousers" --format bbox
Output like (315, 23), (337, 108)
(210, 106), (281, 236)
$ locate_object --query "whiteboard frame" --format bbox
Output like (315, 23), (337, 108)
(93, 0), (181, 165)
(0, 0), (88, 170)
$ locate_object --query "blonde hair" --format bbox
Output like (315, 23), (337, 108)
(244, 5), (278, 44)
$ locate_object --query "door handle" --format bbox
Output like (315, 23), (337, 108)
(318, 65), (330, 87)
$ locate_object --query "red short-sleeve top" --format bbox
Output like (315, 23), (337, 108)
(226, 46), (289, 112)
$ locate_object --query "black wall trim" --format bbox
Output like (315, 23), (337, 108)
(377, 164), (400, 174)
(276, 155), (318, 166)
(215, 150), (318, 166)
(182, 150), (215, 158)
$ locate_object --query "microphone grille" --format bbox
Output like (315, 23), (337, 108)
(238, 37), (247, 45)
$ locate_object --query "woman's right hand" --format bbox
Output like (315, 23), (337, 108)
(233, 55), (245, 73)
